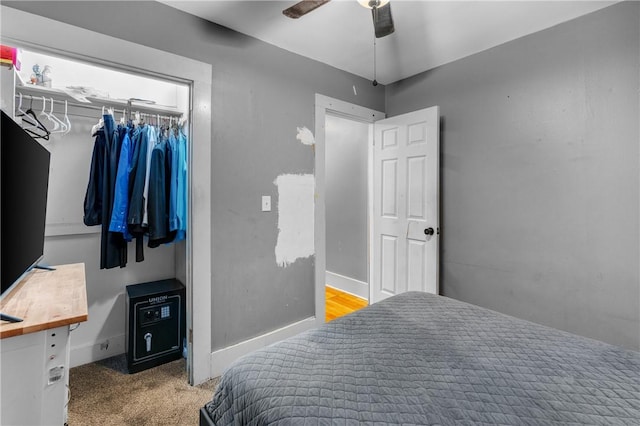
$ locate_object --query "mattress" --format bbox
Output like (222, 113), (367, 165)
(203, 292), (640, 425)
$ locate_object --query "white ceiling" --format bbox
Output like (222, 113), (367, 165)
(161, 0), (616, 85)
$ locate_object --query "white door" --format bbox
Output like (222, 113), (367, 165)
(371, 106), (440, 303)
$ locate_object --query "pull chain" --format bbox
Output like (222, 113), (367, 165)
(372, 36), (378, 86)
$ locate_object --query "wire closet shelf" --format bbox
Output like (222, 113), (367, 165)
(14, 84), (184, 123)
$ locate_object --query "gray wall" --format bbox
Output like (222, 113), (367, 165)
(6, 1), (385, 351)
(386, 2), (639, 350)
(325, 114), (369, 282)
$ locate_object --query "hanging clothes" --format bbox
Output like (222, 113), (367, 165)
(100, 113), (127, 269)
(168, 131), (179, 234)
(142, 124), (157, 227)
(147, 136), (176, 248)
(83, 126), (105, 226)
(83, 114), (188, 268)
(174, 131), (188, 241)
(108, 126), (133, 241)
(127, 124), (149, 262)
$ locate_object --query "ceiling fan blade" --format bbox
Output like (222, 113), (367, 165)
(372, 2), (395, 38)
(283, 0), (331, 19)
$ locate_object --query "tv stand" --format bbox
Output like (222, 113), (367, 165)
(0, 312), (23, 323)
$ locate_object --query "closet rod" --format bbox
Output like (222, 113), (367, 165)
(14, 92), (183, 119)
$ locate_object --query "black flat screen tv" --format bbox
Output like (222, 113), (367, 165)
(1, 109), (51, 312)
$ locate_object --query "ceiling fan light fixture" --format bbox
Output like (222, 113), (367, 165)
(357, 0), (390, 10)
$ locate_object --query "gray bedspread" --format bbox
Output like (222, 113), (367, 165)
(204, 292), (640, 425)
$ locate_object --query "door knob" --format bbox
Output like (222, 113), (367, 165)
(424, 227), (434, 236)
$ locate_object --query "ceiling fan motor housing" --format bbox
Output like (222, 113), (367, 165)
(358, 0), (390, 9)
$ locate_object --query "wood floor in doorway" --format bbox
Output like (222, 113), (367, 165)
(325, 286), (368, 322)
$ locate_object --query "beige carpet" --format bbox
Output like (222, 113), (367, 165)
(68, 355), (219, 426)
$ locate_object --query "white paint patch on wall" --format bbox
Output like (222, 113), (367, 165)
(296, 126), (315, 146)
(274, 174), (315, 267)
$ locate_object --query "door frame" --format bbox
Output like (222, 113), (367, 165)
(314, 94), (384, 325)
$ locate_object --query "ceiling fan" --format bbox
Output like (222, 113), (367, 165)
(283, 0), (395, 38)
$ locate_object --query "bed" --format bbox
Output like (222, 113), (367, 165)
(201, 291), (640, 425)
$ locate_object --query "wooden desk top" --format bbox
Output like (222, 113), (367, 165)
(0, 263), (88, 339)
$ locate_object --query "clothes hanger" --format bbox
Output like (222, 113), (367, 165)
(90, 107), (105, 136)
(171, 116), (180, 136)
(38, 96), (60, 132)
(48, 97), (68, 134)
(63, 101), (72, 135)
(38, 96), (52, 127)
(20, 95), (51, 140)
(178, 115), (187, 136)
(15, 93), (39, 128)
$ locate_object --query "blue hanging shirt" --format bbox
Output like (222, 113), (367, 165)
(174, 131), (188, 241)
(108, 127), (133, 241)
(168, 131), (179, 233)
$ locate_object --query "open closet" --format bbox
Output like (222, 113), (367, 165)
(6, 47), (191, 361)
(1, 5), (213, 390)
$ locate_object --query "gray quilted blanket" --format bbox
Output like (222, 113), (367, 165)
(204, 292), (640, 425)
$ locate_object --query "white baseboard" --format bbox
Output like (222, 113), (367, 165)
(209, 317), (316, 378)
(326, 271), (369, 300)
(70, 333), (126, 368)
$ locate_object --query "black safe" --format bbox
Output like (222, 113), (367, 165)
(126, 279), (185, 373)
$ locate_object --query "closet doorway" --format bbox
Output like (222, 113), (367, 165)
(12, 46), (191, 370)
(2, 5), (212, 385)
